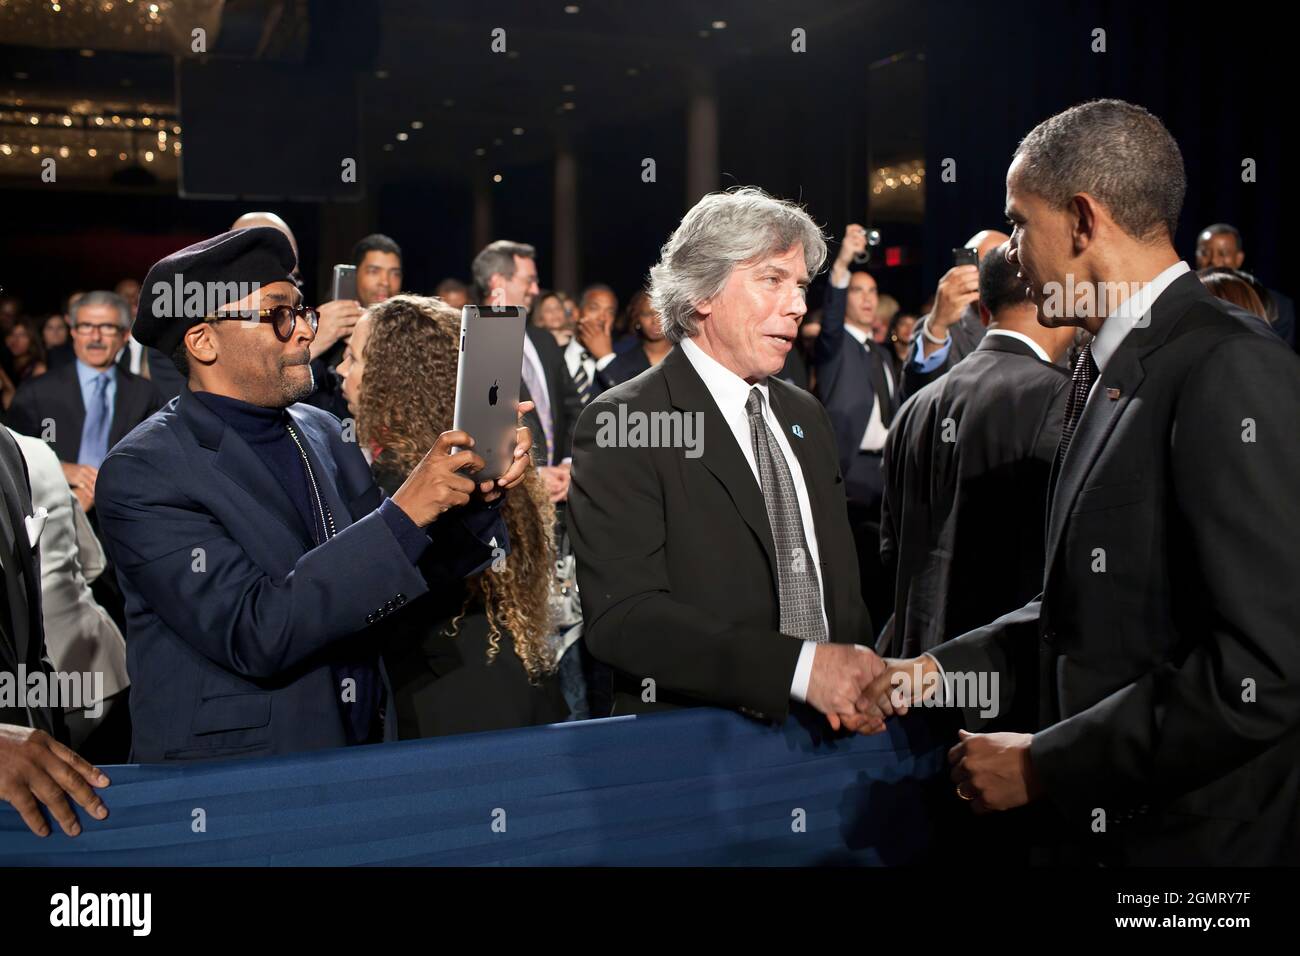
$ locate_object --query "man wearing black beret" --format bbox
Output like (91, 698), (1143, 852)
(94, 227), (535, 762)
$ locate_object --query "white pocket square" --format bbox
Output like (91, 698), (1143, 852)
(25, 507), (48, 548)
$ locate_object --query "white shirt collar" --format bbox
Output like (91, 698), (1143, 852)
(680, 336), (770, 415)
(843, 323), (870, 346)
(985, 328), (1051, 363)
(1090, 260), (1190, 373)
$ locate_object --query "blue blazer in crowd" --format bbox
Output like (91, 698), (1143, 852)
(95, 387), (505, 762)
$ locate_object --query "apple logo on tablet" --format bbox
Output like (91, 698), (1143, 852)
(488, 379), (499, 406)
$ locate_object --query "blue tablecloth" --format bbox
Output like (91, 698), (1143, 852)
(0, 707), (949, 865)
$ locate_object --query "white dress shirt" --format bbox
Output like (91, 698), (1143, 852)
(121, 336), (144, 375)
(521, 334), (554, 464)
(563, 337), (618, 381)
(984, 328), (1051, 362)
(1087, 260), (1190, 402)
(679, 337), (823, 700)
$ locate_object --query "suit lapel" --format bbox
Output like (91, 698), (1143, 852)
(663, 349), (777, 584)
(0, 445), (40, 682)
(179, 390), (315, 548)
(109, 370), (135, 447)
(61, 364), (87, 462)
(1040, 276), (1204, 573)
(287, 406), (350, 534)
(0, 462), (23, 667)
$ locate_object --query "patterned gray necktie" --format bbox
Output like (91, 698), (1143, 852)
(746, 388), (827, 643)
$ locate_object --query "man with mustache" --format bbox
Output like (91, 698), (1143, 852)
(94, 228), (533, 762)
(7, 291), (162, 513)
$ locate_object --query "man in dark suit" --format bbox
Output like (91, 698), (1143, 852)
(569, 187), (887, 730)
(898, 230), (1010, 402)
(879, 243), (1074, 660)
(0, 425), (111, 837)
(8, 290), (162, 507)
(116, 331), (185, 403)
(472, 240), (583, 504)
(1195, 222), (1297, 350)
(94, 228), (532, 762)
(814, 225), (903, 629)
(866, 99), (1300, 865)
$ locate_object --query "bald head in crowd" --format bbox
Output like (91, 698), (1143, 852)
(231, 212), (300, 269)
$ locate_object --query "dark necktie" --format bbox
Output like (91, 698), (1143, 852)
(573, 351), (593, 404)
(746, 388), (827, 643)
(1055, 341), (1099, 471)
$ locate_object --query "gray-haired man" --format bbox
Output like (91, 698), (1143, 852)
(8, 291), (162, 513)
(568, 187), (886, 730)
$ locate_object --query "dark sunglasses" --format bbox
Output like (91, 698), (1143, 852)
(204, 305), (319, 342)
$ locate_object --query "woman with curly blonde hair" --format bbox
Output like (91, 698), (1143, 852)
(337, 294), (566, 737)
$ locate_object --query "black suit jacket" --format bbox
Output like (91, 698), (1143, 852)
(900, 305), (987, 402)
(568, 345), (873, 721)
(521, 325), (583, 464)
(932, 272), (1300, 865)
(880, 333), (1069, 659)
(0, 427), (57, 735)
(7, 361), (162, 463)
(594, 344), (652, 392)
(117, 342), (186, 404)
(813, 283), (900, 506)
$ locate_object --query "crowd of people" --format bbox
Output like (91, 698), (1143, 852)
(0, 97), (1296, 865)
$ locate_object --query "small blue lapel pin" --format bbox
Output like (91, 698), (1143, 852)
(792, 424), (804, 439)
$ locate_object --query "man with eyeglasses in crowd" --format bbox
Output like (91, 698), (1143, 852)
(7, 290), (162, 516)
(93, 227), (536, 762)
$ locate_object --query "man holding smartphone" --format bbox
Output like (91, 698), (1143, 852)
(899, 229), (1009, 401)
(307, 234), (404, 420)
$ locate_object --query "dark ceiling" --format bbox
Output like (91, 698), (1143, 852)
(1, 0), (921, 186)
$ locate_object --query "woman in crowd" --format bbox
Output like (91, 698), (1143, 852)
(885, 311), (917, 381)
(1197, 266), (1269, 321)
(41, 313), (75, 369)
(337, 294), (567, 738)
(5, 316), (47, 383)
(530, 289), (575, 347)
(595, 289), (672, 390)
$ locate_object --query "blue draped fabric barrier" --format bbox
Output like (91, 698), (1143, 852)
(0, 708), (949, 865)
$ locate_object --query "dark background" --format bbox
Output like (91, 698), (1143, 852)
(0, 0), (1291, 317)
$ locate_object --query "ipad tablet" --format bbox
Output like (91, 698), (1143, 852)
(451, 304), (528, 481)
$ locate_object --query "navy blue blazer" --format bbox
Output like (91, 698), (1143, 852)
(95, 387), (505, 762)
(812, 283), (899, 504)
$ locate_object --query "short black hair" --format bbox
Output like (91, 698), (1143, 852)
(352, 233), (402, 266)
(1014, 99), (1186, 242)
(1198, 222), (1243, 253)
(978, 244), (1029, 316)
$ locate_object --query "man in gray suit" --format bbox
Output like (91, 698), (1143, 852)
(9, 429), (129, 762)
(0, 426), (111, 837)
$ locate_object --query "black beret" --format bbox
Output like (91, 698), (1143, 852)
(135, 227), (298, 356)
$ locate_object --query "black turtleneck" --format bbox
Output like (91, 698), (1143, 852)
(192, 390), (327, 545)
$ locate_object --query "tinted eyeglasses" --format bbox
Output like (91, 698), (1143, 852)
(204, 305), (319, 342)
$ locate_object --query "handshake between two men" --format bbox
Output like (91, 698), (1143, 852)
(804, 650), (1040, 815)
(803, 644), (939, 735)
